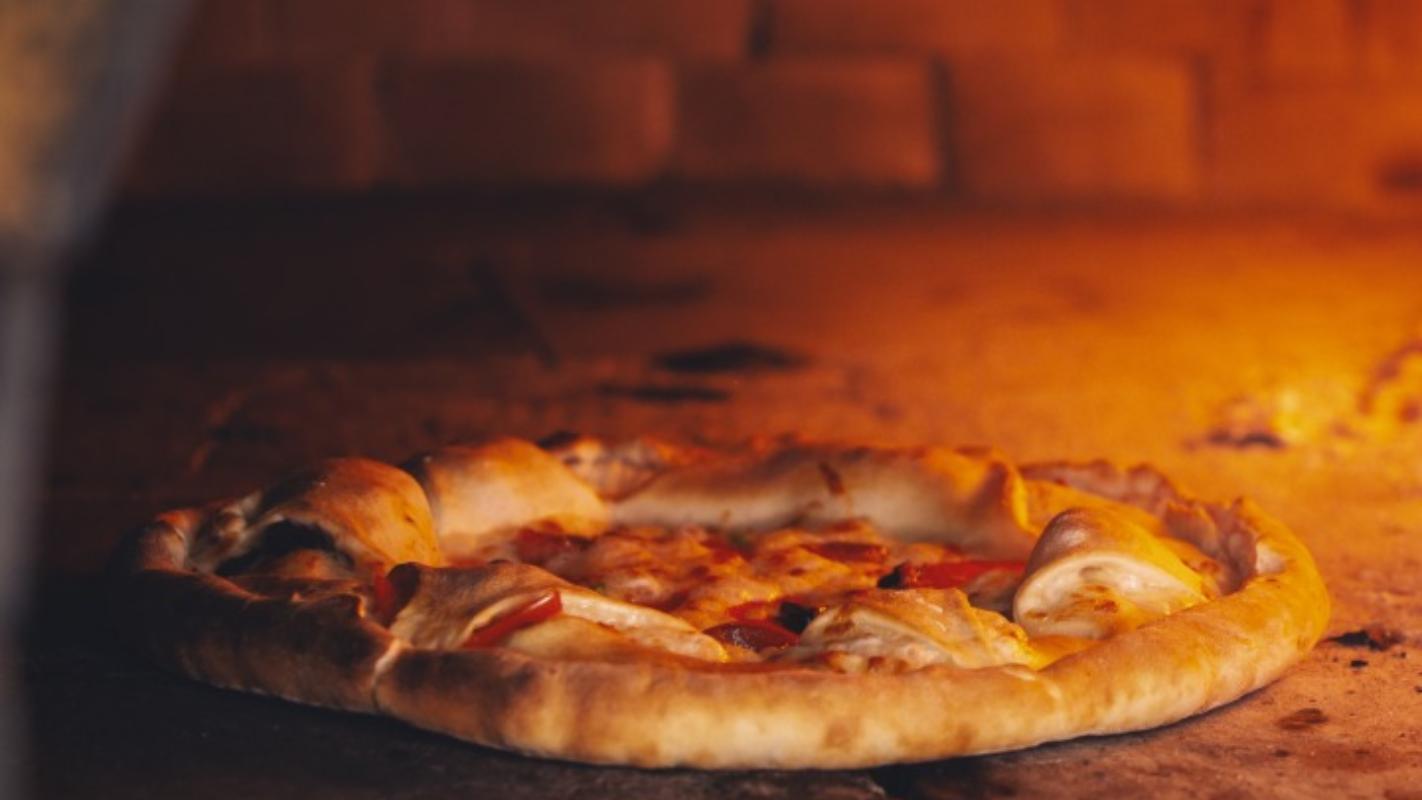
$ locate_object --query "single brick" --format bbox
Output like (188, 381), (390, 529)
(770, 0), (1059, 54)
(1209, 86), (1422, 209)
(379, 58), (673, 185)
(402, 0), (753, 59)
(949, 56), (1199, 201)
(672, 58), (940, 185)
(123, 60), (382, 194)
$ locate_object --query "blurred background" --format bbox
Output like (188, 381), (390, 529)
(125, 0), (1422, 211)
(8, 2), (1422, 798)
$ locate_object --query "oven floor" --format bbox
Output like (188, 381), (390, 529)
(26, 199), (1422, 798)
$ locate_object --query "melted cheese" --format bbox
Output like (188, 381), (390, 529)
(787, 589), (1040, 671)
(520, 522), (1017, 638)
(474, 588), (729, 662)
(1014, 550), (1207, 639)
(456, 512), (1219, 671)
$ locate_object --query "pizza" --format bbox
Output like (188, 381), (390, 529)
(109, 436), (1330, 769)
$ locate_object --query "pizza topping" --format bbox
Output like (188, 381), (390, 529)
(405, 438), (608, 563)
(807, 541), (888, 563)
(702, 533), (746, 563)
(511, 519), (990, 637)
(817, 461), (847, 496)
(366, 562), (415, 625)
(705, 620), (800, 651)
(877, 559), (1025, 589)
(552, 588), (729, 661)
(747, 529), (884, 602)
(875, 558), (1026, 615)
(727, 600), (776, 621)
(414, 506), (1218, 664)
(1014, 508), (1209, 639)
(785, 589), (1040, 672)
(387, 562), (729, 661)
(675, 575), (783, 630)
(514, 527), (581, 564)
(775, 599), (823, 633)
(463, 591), (563, 649)
(608, 445), (1041, 560)
(724, 598), (824, 635)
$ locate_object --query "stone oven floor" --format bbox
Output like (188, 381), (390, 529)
(24, 199), (1422, 798)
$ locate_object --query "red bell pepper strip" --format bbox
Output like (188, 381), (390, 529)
(462, 591), (563, 649)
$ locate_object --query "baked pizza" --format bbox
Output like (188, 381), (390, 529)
(109, 436), (1329, 769)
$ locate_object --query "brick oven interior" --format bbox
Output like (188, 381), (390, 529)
(9, 1), (1422, 797)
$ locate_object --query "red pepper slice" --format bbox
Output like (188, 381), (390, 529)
(727, 600), (777, 622)
(704, 620), (799, 650)
(370, 569), (397, 617)
(461, 591), (563, 649)
(702, 534), (745, 564)
(514, 528), (579, 564)
(887, 560), (1026, 589)
(727, 598), (823, 633)
(807, 541), (888, 563)
(368, 563), (418, 624)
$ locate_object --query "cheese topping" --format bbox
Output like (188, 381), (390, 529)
(787, 589), (1042, 672)
(1013, 508), (1211, 640)
(520, 521), (1011, 632)
(227, 506), (1226, 673)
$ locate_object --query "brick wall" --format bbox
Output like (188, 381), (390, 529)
(121, 0), (1422, 212)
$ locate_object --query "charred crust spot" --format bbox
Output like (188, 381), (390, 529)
(653, 341), (808, 374)
(818, 461), (846, 496)
(260, 469), (325, 510)
(1377, 152), (1422, 194)
(536, 430), (582, 450)
(1327, 627), (1405, 652)
(216, 522), (350, 577)
(1276, 707), (1328, 730)
(1210, 431), (1287, 449)
(821, 718), (860, 750)
(537, 275), (709, 311)
(877, 564), (907, 589)
(776, 601), (820, 633)
(598, 383), (730, 404)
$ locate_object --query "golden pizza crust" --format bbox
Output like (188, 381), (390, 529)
(187, 458), (444, 578)
(370, 494), (1327, 768)
(404, 438), (608, 561)
(110, 437), (1330, 769)
(111, 509), (398, 712)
